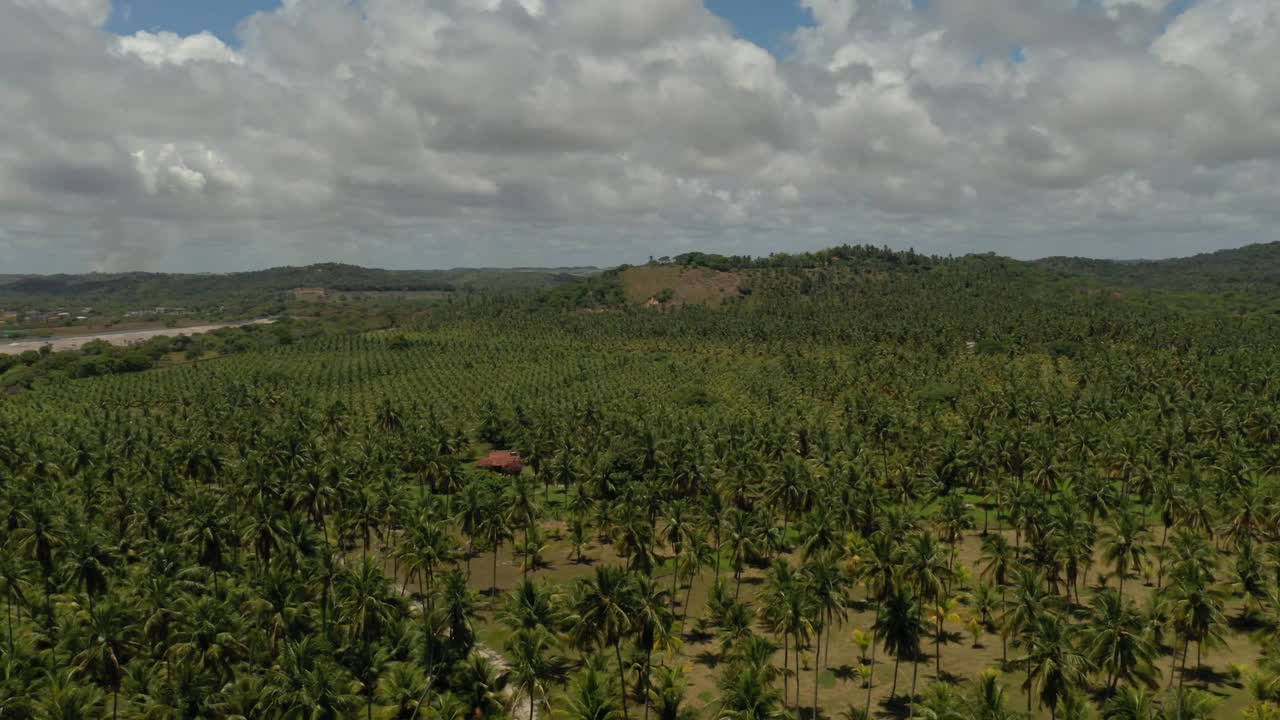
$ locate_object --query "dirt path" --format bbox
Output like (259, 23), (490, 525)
(404, 595), (537, 720)
(0, 318), (274, 355)
(475, 645), (538, 720)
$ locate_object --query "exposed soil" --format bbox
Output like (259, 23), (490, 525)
(620, 266), (743, 306)
(0, 319), (274, 355)
(457, 527), (1261, 720)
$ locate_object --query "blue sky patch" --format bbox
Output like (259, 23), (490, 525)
(107, 0), (282, 45)
(106, 0), (815, 54)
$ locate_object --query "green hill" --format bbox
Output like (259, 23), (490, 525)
(551, 243), (1280, 314)
(1034, 241), (1280, 295)
(0, 263), (585, 316)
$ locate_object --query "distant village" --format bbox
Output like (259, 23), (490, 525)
(0, 307), (91, 325)
(0, 305), (190, 330)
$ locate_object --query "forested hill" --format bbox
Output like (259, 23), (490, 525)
(661, 242), (1280, 294)
(553, 242), (1280, 311)
(0, 263), (587, 313)
(1034, 241), (1280, 295)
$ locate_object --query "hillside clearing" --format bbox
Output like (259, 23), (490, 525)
(620, 265), (743, 306)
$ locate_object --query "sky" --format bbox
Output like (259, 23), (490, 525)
(2, 0), (1278, 273)
(106, 1), (818, 55)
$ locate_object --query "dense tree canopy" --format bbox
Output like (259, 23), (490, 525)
(1, 248), (1278, 718)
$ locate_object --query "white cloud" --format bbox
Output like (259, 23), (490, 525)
(115, 31), (242, 66)
(0, 0), (1277, 271)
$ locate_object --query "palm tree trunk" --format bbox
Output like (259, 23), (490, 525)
(680, 574), (695, 634)
(1178, 637), (1189, 688)
(1157, 525), (1169, 590)
(782, 631), (790, 708)
(492, 547), (499, 596)
(1000, 587), (1008, 668)
(795, 643), (802, 713)
(813, 630), (821, 718)
(670, 559), (679, 615)
(421, 594), (432, 671)
(890, 655), (900, 701)
(714, 531), (722, 579)
(865, 603), (881, 717)
(1177, 637), (1190, 720)
(824, 613), (832, 673)
(643, 645), (653, 720)
(935, 611), (943, 677)
(909, 656), (920, 718)
(521, 529), (529, 578)
(321, 583), (330, 641)
(615, 640), (630, 720)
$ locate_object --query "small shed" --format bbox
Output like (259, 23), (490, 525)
(477, 450), (524, 476)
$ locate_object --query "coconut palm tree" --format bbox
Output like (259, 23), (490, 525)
(437, 569), (480, 660)
(339, 559), (401, 663)
(262, 634), (362, 720)
(1102, 686), (1156, 720)
(970, 669), (1013, 720)
(874, 572), (926, 705)
(858, 531), (900, 715)
(500, 577), (565, 634)
(450, 653), (508, 720)
(905, 531), (952, 678)
(648, 665), (696, 720)
(63, 525), (114, 614)
(716, 661), (784, 720)
(71, 599), (137, 720)
(662, 500), (695, 607)
(980, 533), (1017, 664)
(1166, 567), (1226, 691)
(675, 537), (714, 632)
(506, 626), (570, 720)
(565, 655), (622, 720)
(631, 575), (676, 720)
(804, 551), (849, 714)
(31, 670), (104, 720)
(0, 543), (31, 657)
(570, 566), (639, 720)
(1015, 612), (1090, 720)
(1001, 567), (1053, 671)
(724, 509), (759, 600)
(375, 661), (431, 720)
(1085, 589), (1158, 692)
(1102, 512), (1149, 597)
(757, 559), (813, 710)
(479, 510), (513, 597)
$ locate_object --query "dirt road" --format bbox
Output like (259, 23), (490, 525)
(0, 319), (274, 355)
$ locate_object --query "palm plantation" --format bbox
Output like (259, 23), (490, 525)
(0, 245), (1278, 719)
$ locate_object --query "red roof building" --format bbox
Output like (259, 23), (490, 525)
(477, 450), (524, 476)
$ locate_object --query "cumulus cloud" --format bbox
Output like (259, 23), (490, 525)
(114, 31), (242, 66)
(0, 0), (1277, 271)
